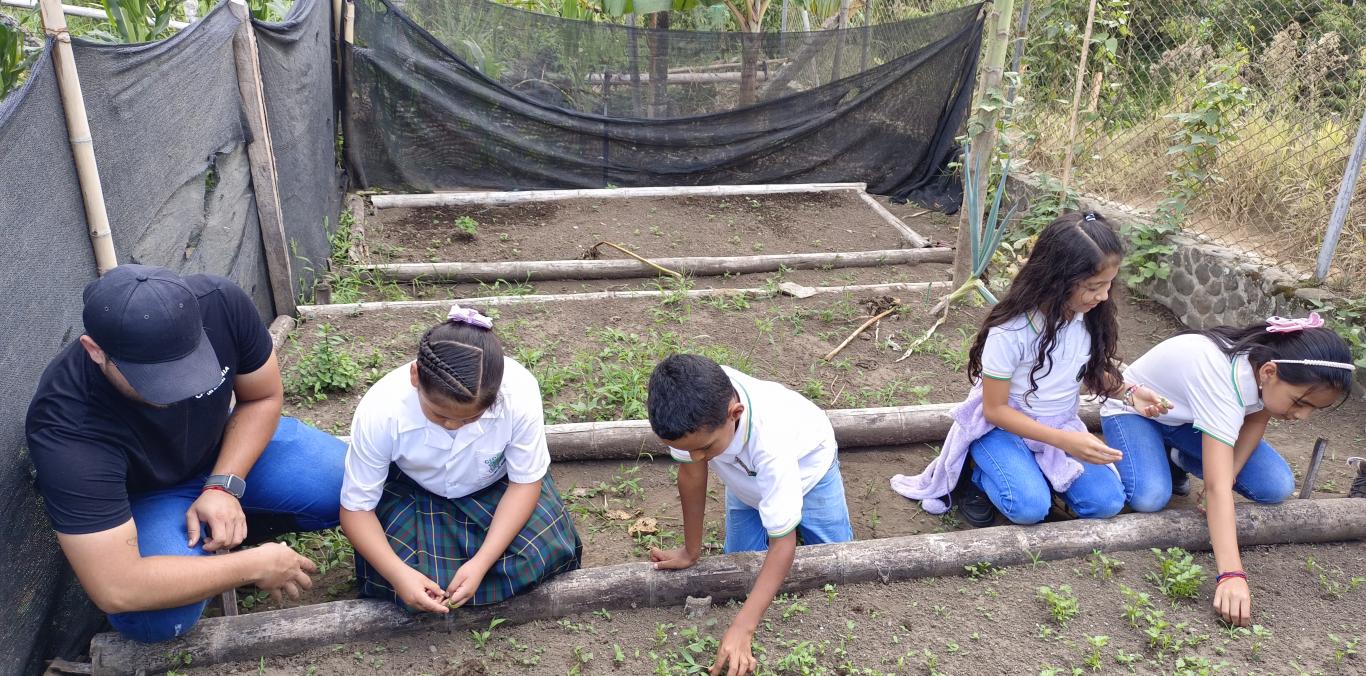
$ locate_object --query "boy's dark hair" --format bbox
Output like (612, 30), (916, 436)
(1185, 324), (1352, 401)
(647, 354), (735, 441)
(967, 211), (1125, 400)
(416, 316), (504, 410)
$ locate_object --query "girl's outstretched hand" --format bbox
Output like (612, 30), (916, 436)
(1131, 386), (1174, 418)
(1059, 431), (1124, 465)
(1214, 576), (1251, 627)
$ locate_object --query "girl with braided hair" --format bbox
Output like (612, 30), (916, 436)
(339, 306), (581, 613)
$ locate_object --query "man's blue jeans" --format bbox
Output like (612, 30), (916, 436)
(107, 417), (345, 642)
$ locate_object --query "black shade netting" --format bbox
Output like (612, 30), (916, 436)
(344, 0), (983, 199)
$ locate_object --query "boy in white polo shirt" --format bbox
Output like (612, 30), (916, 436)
(646, 354), (853, 676)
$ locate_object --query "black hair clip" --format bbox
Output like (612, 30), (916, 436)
(1083, 212), (1098, 222)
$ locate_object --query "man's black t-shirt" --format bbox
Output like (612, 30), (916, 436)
(26, 275), (273, 535)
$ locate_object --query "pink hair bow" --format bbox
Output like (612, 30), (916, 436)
(1265, 312), (1324, 333)
(447, 305), (493, 329)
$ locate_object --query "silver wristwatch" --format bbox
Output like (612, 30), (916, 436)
(204, 473), (246, 499)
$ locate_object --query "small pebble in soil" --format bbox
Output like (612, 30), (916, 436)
(685, 595), (713, 619)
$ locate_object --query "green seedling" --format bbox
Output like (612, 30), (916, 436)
(1088, 549), (1124, 579)
(468, 618), (506, 649)
(1083, 635), (1109, 671)
(453, 215), (478, 238)
(965, 561), (999, 579)
(1330, 634), (1359, 666)
(1036, 585), (1079, 627)
(612, 643), (626, 665)
(286, 324), (361, 403)
(823, 583), (838, 602)
(781, 599), (809, 619)
(1147, 547), (1207, 600)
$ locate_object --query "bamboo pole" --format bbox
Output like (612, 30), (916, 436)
(38, 0), (118, 275)
(90, 499), (1366, 674)
(342, 0), (354, 43)
(587, 241), (683, 278)
(1057, 0), (1098, 197)
(856, 191), (930, 246)
(228, 0), (296, 316)
(297, 280), (951, 317)
(369, 183), (868, 209)
(338, 400), (1102, 460)
(360, 248), (952, 283)
(950, 0), (1014, 288)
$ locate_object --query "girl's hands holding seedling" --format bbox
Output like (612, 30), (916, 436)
(393, 566), (449, 613)
(445, 558), (491, 609)
(1129, 385), (1174, 418)
(1059, 431), (1123, 465)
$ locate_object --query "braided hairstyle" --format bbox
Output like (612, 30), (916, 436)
(416, 316), (504, 410)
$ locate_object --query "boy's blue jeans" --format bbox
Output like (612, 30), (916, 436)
(968, 428), (1126, 525)
(1101, 413), (1294, 513)
(724, 459), (854, 553)
(107, 417), (346, 643)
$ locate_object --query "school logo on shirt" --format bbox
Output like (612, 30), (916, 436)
(484, 452), (505, 474)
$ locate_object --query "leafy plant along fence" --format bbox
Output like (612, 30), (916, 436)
(1008, 0), (1366, 290)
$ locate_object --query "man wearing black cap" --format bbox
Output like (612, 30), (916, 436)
(26, 265), (346, 643)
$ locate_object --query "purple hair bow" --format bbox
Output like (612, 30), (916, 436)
(1266, 312), (1324, 333)
(447, 305), (493, 329)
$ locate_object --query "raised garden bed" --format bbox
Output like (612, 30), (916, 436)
(363, 190), (925, 264)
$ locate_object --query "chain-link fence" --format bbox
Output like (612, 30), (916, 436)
(1007, 0), (1366, 289)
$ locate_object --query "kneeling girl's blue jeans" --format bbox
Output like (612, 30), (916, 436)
(1101, 413), (1295, 513)
(724, 459), (854, 553)
(969, 428), (1125, 525)
(107, 418), (346, 643)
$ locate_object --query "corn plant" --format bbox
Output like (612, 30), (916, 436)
(1, 15), (39, 100)
(100, 0), (181, 43)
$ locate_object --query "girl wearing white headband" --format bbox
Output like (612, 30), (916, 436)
(339, 306), (582, 615)
(1100, 312), (1353, 628)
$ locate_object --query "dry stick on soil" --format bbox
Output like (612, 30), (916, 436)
(824, 305), (899, 361)
(90, 499), (1366, 675)
(586, 241), (683, 279)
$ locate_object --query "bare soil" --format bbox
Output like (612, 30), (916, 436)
(202, 539), (1366, 675)
(363, 192), (923, 264)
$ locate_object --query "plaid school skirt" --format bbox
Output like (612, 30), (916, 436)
(356, 472), (582, 609)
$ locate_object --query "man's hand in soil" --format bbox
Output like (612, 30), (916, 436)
(711, 622), (757, 676)
(187, 488), (248, 552)
(650, 546), (700, 570)
(445, 559), (492, 609)
(1213, 576), (1251, 627)
(252, 542), (317, 604)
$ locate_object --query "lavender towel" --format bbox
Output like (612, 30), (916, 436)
(889, 385), (1089, 514)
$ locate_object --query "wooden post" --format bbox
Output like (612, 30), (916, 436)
(227, 0), (297, 316)
(37, 0), (118, 276)
(1057, 0), (1098, 198)
(1314, 105), (1366, 281)
(830, 0), (851, 81)
(951, 0), (1014, 289)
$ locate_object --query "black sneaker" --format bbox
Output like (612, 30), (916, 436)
(1169, 449), (1191, 497)
(952, 464), (998, 528)
(1349, 458), (1366, 499)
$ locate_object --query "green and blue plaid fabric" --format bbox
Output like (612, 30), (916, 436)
(356, 472), (582, 609)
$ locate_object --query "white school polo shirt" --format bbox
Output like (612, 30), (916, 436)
(1101, 333), (1262, 448)
(341, 357), (550, 511)
(979, 312), (1091, 417)
(668, 367), (838, 538)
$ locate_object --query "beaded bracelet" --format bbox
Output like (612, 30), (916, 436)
(1122, 383), (1140, 408)
(1216, 571), (1247, 586)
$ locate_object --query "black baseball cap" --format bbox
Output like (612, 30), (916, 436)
(82, 265), (223, 405)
